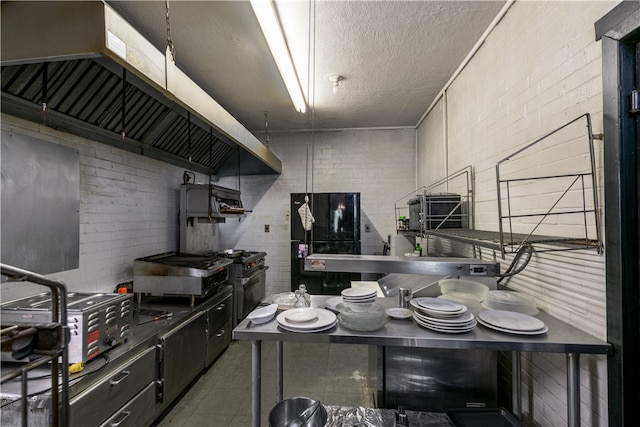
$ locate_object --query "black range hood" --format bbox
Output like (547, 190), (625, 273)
(0, 1), (282, 177)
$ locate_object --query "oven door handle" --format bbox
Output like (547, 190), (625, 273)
(238, 266), (269, 286)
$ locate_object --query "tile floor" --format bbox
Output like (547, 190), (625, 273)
(153, 340), (375, 426)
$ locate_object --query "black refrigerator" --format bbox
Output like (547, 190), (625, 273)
(291, 192), (361, 295)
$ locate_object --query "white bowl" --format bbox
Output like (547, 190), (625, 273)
(483, 290), (538, 315)
(338, 303), (387, 331)
(347, 301), (374, 312)
(247, 304), (278, 324)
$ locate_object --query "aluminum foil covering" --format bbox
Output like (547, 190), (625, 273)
(324, 405), (452, 426)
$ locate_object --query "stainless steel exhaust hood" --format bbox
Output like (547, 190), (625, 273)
(0, 1), (282, 177)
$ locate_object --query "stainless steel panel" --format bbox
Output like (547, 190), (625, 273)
(99, 382), (157, 427)
(236, 266), (268, 323)
(0, 131), (79, 274)
(159, 312), (206, 409)
(69, 346), (156, 427)
(134, 275), (211, 296)
(305, 254), (500, 277)
(0, 1), (282, 177)
(206, 293), (232, 365)
(208, 294), (232, 333)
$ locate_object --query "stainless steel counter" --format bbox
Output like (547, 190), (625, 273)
(233, 295), (611, 427)
(1, 287), (233, 426)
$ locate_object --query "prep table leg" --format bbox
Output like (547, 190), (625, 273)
(512, 351), (522, 419)
(567, 353), (580, 427)
(252, 340), (261, 427)
(276, 340), (283, 402)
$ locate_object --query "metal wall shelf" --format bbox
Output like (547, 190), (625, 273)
(400, 114), (603, 259)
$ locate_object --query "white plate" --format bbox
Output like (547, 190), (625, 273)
(246, 304), (278, 324)
(413, 310), (475, 325)
(341, 288), (377, 299)
(277, 308), (337, 331)
(477, 317), (548, 335)
(478, 310), (545, 332)
(385, 308), (413, 319)
(285, 309), (318, 324)
(278, 319), (338, 333)
(412, 297), (464, 313)
(411, 299), (467, 317)
(325, 297), (343, 311)
(414, 316), (477, 333)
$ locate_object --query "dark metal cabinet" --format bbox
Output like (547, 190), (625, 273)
(69, 346), (157, 427)
(157, 312), (207, 412)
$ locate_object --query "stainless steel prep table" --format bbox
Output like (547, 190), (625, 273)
(232, 296), (611, 427)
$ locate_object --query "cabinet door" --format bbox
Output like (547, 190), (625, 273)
(206, 295), (232, 366)
(159, 312), (206, 408)
(69, 346), (156, 427)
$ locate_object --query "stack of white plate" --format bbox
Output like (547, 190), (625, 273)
(410, 297), (476, 333)
(477, 310), (548, 335)
(341, 288), (377, 312)
(276, 307), (337, 333)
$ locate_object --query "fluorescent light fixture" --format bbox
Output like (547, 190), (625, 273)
(250, 0), (307, 114)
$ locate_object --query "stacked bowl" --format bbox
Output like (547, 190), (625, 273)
(341, 288), (377, 312)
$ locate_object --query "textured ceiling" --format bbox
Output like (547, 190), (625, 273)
(106, 1), (506, 132)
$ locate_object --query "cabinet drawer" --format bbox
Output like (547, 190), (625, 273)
(99, 382), (156, 427)
(70, 346), (156, 427)
(208, 296), (231, 332)
(206, 320), (231, 366)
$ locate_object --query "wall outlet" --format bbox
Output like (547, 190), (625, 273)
(365, 224), (371, 232)
(264, 224), (270, 233)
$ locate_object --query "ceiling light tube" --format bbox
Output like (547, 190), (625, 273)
(250, 0), (307, 114)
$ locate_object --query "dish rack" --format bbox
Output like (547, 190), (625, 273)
(1, 263), (69, 427)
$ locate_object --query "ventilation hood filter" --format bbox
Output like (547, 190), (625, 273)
(0, 1), (281, 177)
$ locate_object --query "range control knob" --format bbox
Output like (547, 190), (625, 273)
(105, 337), (117, 346)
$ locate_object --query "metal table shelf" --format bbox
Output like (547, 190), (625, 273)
(233, 296), (611, 427)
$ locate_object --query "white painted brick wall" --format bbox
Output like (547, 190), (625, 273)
(417, 1), (617, 425)
(218, 129), (416, 294)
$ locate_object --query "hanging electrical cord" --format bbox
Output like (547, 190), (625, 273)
(497, 242), (534, 285)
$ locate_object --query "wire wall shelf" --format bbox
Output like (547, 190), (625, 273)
(415, 114), (603, 259)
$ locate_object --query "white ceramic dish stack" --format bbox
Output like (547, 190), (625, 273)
(477, 310), (548, 335)
(410, 297), (476, 333)
(341, 288), (377, 312)
(338, 303), (388, 331)
(276, 308), (337, 333)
